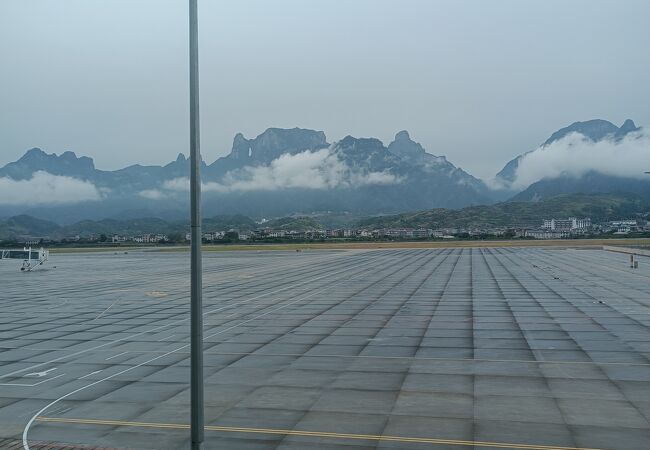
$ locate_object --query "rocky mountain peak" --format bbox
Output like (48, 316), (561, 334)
(337, 135), (385, 151)
(495, 118), (644, 189)
(9, 148), (95, 177)
(388, 130), (426, 160)
(617, 119), (639, 137)
(543, 119), (619, 146)
(60, 151), (79, 160)
(19, 147), (47, 162)
(228, 127), (328, 163)
(230, 133), (252, 161)
(394, 130), (411, 141)
(621, 119), (636, 129)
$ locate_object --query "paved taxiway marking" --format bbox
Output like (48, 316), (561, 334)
(22, 251), (392, 450)
(35, 417), (605, 450)
(0, 373), (64, 387)
(2, 345), (650, 367)
(25, 368), (57, 378)
(92, 297), (122, 321)
(104, 351), (128, 361)
(2, 249), (361, 381)
(6, 345), (645, 367)
(78, 371), (102, 380)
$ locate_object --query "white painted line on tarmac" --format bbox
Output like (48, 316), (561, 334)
(0, 373), (65, 387)
(1, 250), (357, 381)
(22, 251), (389, 450)
(78, 370), (102, 380)
(92, 297), (122, 321)
(104, 351), (129, 361)
(25, 368), (57, 378)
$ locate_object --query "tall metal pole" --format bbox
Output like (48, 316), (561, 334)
(189, 0), (204, 449)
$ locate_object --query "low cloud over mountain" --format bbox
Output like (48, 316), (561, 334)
(156, 146), (400, 197)
(0, 128), (488, 221)
(2, 120), (648, 222)
(511, 128), (649, 190)
(492, 119), (650, 201)
(0, 171), (103, 205)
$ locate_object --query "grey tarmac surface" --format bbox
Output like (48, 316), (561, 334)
(0, 247), (649, 450)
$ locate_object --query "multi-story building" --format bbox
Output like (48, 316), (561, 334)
(525, 230), (570, 239)
(553, 219), (574, 231)
(610, 220), (637, 228)
(609, 220), (638, 234)
(542, 218), (591, 231)
(573, 218), (592, 229)
(133, 234), (167, 243)
(413, 229), (432, 239)
(202, 231), (225, 241)
(305, 230), (326, 239)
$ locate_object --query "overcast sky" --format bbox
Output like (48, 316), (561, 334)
(1, 0), (649, 179)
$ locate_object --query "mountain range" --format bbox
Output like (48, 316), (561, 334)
(0, 119), (647, 224)
(356, 193), (648, 230)
(2, 193), (646, 242)
(494, 119), (645, 200)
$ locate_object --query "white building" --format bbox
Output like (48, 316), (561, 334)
(202, 231), (225, 241)
(542, 218), (591, 231)
(413, 229), (432, 238)
(133, 233), (167, 243)
(526, 230), (570, 239)
(610, 220), (637, 234)
(573, 218), (592, 229)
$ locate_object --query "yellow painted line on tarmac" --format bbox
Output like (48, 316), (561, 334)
(37, 416), (605, 450)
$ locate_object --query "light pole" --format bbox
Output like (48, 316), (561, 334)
(189, 0), (204, 449)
